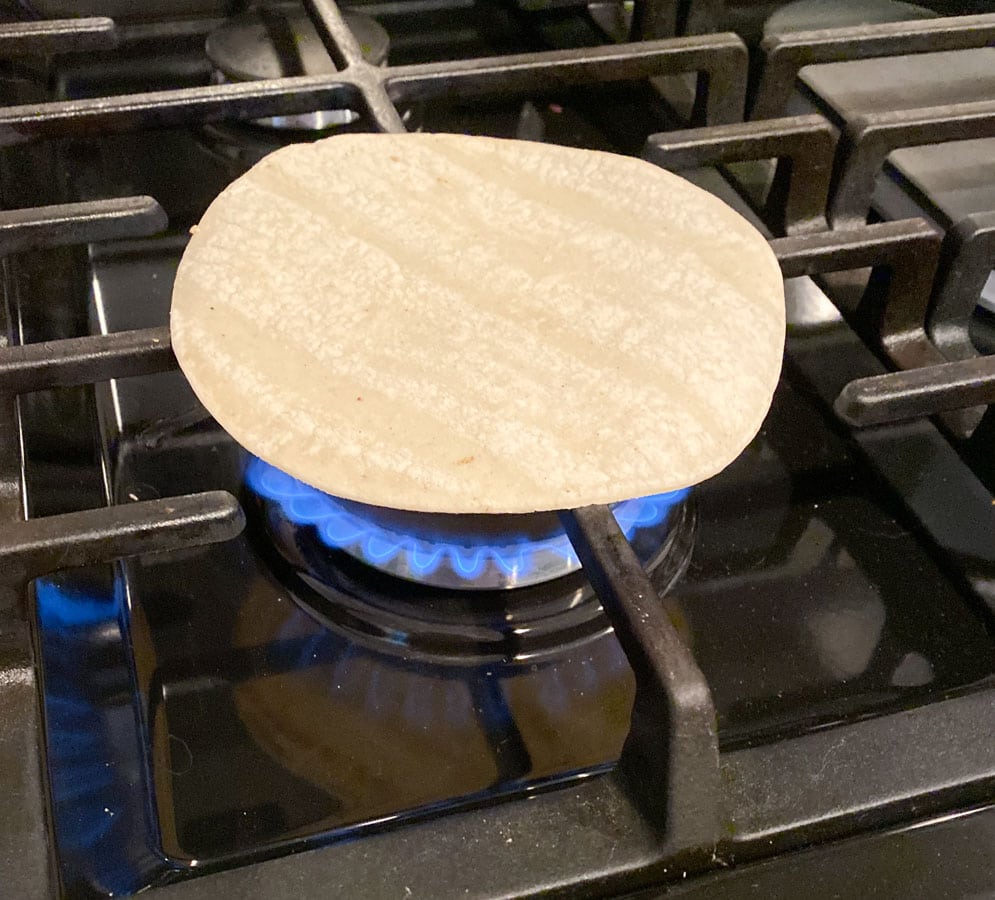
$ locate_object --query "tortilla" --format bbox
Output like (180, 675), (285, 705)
(171, 133), (784, 513)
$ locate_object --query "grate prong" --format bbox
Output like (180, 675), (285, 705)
(0, 491), (245, 586)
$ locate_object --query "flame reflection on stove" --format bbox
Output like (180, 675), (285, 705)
(34, 579), (150, 896)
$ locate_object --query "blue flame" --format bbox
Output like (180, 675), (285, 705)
(245, 456), (689, 584)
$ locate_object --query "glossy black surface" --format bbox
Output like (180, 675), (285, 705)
(3, 2), (994, 897)
(26, 331), (995, 889)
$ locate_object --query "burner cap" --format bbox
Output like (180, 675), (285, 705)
(206, 5), (389, 81)
(205, 4), (390, 130)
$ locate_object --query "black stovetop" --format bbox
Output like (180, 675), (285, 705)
(2, 2), (994, 898)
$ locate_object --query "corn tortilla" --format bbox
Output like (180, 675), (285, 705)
(170, 133), (784, 513)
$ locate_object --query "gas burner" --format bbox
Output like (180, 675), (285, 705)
(244, 456), (696, 664)
(205, 3), (390, 131)
(246, 455), (690, 590)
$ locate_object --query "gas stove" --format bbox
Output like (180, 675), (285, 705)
(1, 2), (994, 898)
